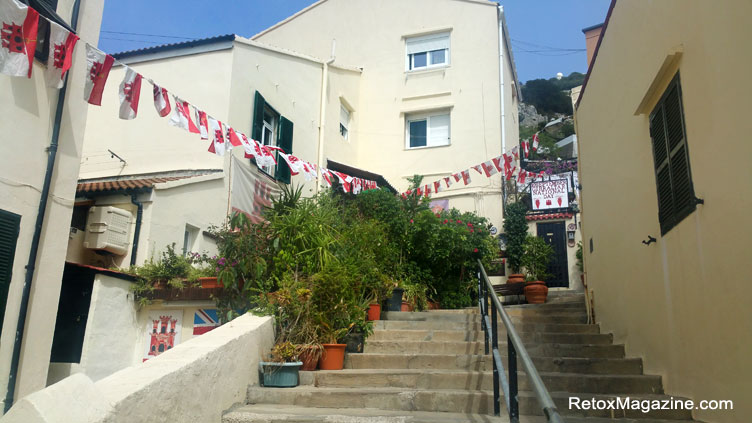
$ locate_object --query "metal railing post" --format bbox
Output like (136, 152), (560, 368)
(483, 275), (490, 355)
(491, 294), (500, 416)
(508, 335), (519, 422)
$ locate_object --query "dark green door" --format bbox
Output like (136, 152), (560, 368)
(0, 209), (21, 331)
(536, 221), (569, 288)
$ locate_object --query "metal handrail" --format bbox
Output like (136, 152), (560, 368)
(477, 259), (564, 423)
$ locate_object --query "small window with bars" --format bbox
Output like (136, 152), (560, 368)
(649, 72), (697, 235)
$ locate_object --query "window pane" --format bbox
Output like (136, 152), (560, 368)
(412, 52), (427, 69)
(428, 114), (450, 146)
(409, 120), (427, 147)
(430, 49), (446, 65)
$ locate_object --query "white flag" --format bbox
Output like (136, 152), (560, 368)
(169, 95), (199, 133)
(84, 44), (114, 105)
(45, 20), (78, 88)
(0, 0), (38, 78)
(207, 117), (226, 156)
(194, 107), (209, 139)
(151, 81), (171, 117)
(118, 67), (142, 120)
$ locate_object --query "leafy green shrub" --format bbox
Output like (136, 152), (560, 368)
(503, 202), (528, 273)
(521, 235), (553, 282)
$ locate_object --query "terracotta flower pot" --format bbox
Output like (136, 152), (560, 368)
(318, 344), (346, 370)
(508, 274), (525, 284)
(367, 304), (381, 321)
(298, 348), (320, 371)
(524, 281), (549, 304)
(400, 301), (413, 312)
(427, 301), (441, 310)
(198, 277), (221, 288)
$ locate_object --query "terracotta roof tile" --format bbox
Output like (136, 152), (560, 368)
(526, 212), (573, 221)
(77, 175), (202, 194)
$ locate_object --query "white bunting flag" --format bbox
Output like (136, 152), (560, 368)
(433, 180), (442, 194)
(522, 140), (530, 158)
(207, 117), (226, 156)
(443, 176), (453, 188)
(118, 67), (142, 120)
(226, 126), (243, 149)
(151, 82), (171, 117)
(252, 139), (278, 169)
(517, 169), (527, 185)
(332, 171), (353, 193)
(45, 21), (78, 88)
(195, 107), (209, 139)
(169, 96), (200, 133)
(460, 170), (471, 185)
(0, 0), (38, 78)
(472, 165), (484, 175)
(480, 160), (498, 177)
(84, 44), (114, 105)
(532, 132), (540, 151)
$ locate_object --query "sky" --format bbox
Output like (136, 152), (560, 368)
(98, 0), (611, 84)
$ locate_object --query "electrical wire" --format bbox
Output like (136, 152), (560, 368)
(100, 36), (162, 45)
(100, 30), (196, 40)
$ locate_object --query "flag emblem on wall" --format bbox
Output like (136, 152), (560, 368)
(193, 309), (219, 335)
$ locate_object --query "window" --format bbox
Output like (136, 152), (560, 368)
(0, 209), (21, 331)
(406, 32), (450, 71)
(649, 72), (696, 235)
(406, 111), (450, 149)
(182, 224), (199, 256)
(339, 104), (350, 140)
(251, 91), (294, 183)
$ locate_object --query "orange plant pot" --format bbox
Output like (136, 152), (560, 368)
(198, 277), (221, 288)
(507, 274), (525, 284)
(427, 301), (441, 310)
(367, 304), (381, 321)
(298, 349), (319, 371)
(318, 344), (346, 370)
(523, 281), (549, 304)
(400, 301), (413, 312)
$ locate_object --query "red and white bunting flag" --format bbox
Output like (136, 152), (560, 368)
(118, 67), (141, 120)
(472, 165), (484, 175)
(151, 82), (171, 117)
(239, 132), (255, 158)
(301, 161), (317, 182)
(492, 156), (504, 173)
(169, 96), (200, 133)
(480, 160), (498, 177)
(433, 180), (442, 193)
(452, 173), (461, 183)
(352, 179), (364, 195)
(532, 132), (540, 151)
(517, 170), (527, 185)
(84, 44), (114, 105)
(321, 169), (333, 186)
(461, 170), (471, 185)
(415, 187), (422, 197)
(226, 126), (242, 148)
(207, 117), (225, 156)
(423, 184), (432, 196)
(444, 176), (453, 188)
(45, 21), (78, 87)
(512, 146), (520, 161)
(195, 107), (209, 139)
(279, 152), (301, 176)
(522, 140), (530, 158)
(252, 139), (278, 168)
(0, 0), (39, 78)
(332, 171), (352, 193)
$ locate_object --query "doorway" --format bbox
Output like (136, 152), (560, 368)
(536, 222), (569, 288)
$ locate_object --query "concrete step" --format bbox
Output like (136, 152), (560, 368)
(373, 319), (595, 332)
(364, 340), (624, 358)
(384, 311), (587, 324)
(224, 404), (547, 422)
(245, 387), (691, 419)
(428, 305), (586, 316)
(344, 353), (643, 374)
(301, 369), (663, 394)
(369, 329), (609, 344)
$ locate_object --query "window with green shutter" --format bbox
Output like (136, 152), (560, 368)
(250, 90), (294, 184)
(649, 72), (697, 235)
(0, 209), (21, 331)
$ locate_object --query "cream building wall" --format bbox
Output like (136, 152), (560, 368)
(254, 0), (519, 230)
(0, 0), (104, 410)
(575, 1), (751, 421)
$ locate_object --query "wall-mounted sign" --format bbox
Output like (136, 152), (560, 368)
(143, 310), (182, 361)
(531, 180), (569, 211)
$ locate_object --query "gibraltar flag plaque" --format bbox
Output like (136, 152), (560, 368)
(530, 179), (569, 211)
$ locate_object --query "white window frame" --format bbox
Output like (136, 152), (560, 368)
(339, 104), (350, 140)
(405, 32), (450, 72)
(405, 110), (451, 149)
(261, 106), (278, 176)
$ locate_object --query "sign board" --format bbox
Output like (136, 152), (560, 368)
(530, 180), (569, 210)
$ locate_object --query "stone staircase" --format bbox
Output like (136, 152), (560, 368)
(223, 293), (699, 422)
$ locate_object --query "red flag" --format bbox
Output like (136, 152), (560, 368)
(226, 126), (242, 147)
(170, 97), (200, 133)
(461, 170), (471, 185)
(84, 45), (114, 105)
(0, 0), (39, 78)
(532, 132), (540, 151)
(492, 156), (504, 173)
(522, 140), (530, 158)
(517, 170), (527, 185)
(472, 165), (483, 175)
(195, 108), (209, 140)
(433, 180), (442, 193)
(444, 176), (453, 188)
(207, 117), (225, 156)
(118, 67), (141, 120)
(152, 82), (171, 117)
(480, 161), (498, 177)
(452, 173), (461, 183)
(45, 21), (78, 87)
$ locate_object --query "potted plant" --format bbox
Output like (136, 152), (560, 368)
(259, 341), (303, 387)
(386, 281), (404, 312)
(576, 241), (584, 283)
(318, 325), (349, 370)
(503, 202), (529, 283)
(296, 342), (323, 371)
(520, 235), (554, 304)
(345, 313), (373, 354)
(402, 281), (428, 311)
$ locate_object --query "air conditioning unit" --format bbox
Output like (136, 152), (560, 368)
(83, 206), (132, 255)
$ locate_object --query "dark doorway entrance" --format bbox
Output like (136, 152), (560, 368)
(536, 222), (569, 288)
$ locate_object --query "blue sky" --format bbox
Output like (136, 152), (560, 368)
(98, 0), (610, 84)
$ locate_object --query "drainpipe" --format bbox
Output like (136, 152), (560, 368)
(4, 0), (82, 412)
(497, 5), (507, 208)
(315, 40), (336, 194)
(130, 194), (143, 267)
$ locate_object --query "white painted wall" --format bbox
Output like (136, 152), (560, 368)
(1, 314), (274, 423)
(0, 0), (104, 409)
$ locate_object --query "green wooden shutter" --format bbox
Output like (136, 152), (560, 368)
(0, 210), (21, 331)
(251, 91), (265, 142)
(275, 116), (294, 184)
(649, 73), (696, 235)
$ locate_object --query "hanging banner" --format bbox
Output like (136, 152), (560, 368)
(530, 179), (569, 211)
(230, 156), (281, 223)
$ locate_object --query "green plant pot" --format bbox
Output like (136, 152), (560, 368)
(259, 361), (302, 387)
